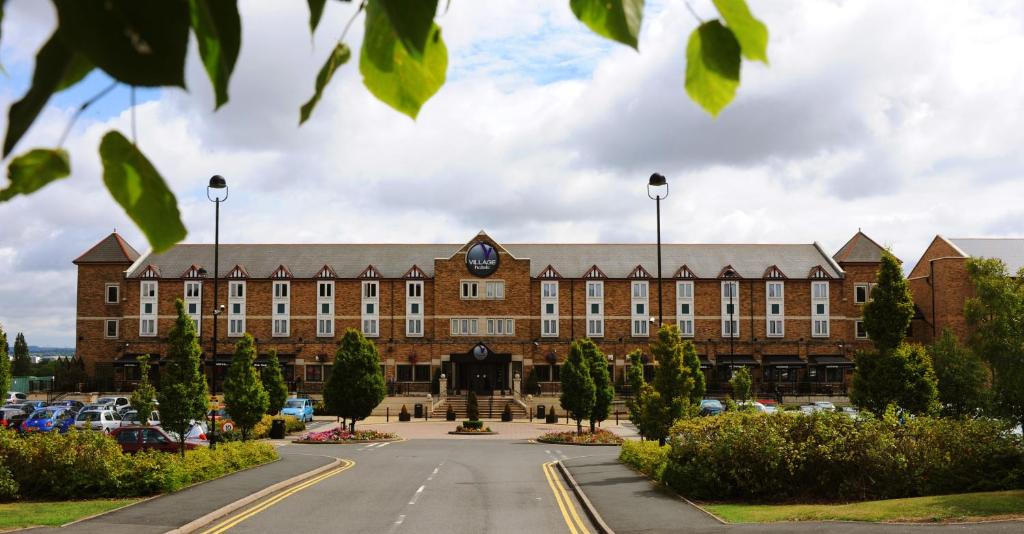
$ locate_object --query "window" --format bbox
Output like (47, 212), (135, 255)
(721, 281), (739, 337)
(105, 320), (119, 339)
(228, 281), (245, 337)
(541, 281), (558, 337)
(586, 281), (604, 337)
(139, 281), (157, 337)
(766, 281), (784, 337)
(414, 365), (430, 382)
(273, 281), (290, 337)
(854, 283), (877, 304)
(105, 283), (119, 304)
(486, 318), (515, 336)
(305, 364), (323, 383)
(856, 320), (868, 339)
(396, 365), (413, 382)
(812, 281), (829, 337)
(406, 281), (423, 337)
(361, 281), (379, 336)
(184, 281), (202, 335)
(484, 280), (505, 299)
(461, 281), (478, 299)
(631, 281), (649, 337)
(676, 281), (694, 337)
(450, 318), (478, 336)
(317, 281), (334, 337)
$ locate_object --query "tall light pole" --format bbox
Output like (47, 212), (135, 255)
(647, 173), (668, 326)
(207, 175), (228, 448)
(729, 285), (735, 376)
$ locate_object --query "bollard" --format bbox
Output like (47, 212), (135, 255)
(615, 410), (619, 425)
(386, 406), (390, 422)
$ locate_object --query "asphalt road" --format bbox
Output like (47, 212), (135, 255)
(198, 440), (597, 534)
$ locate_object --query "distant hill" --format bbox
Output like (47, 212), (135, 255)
(28, 346), (75, 354)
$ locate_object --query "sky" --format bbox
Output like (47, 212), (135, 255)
(1, 0), (1023, 347)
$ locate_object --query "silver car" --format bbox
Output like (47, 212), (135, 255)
(74, 409), (122, 433)
(120, 410), (160, 427)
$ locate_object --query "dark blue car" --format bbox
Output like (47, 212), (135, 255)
(21, 407), (76, 434)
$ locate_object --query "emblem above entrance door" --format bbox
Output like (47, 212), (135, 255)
(472, 343), (489, 361)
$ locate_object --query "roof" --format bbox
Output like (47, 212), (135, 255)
(124, 241), (843, 280)
(948, 238), (1024, 273)
(73, 233), (141, 264)
(833, 231), (886, 263)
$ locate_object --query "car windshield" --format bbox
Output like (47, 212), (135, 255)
(97, 397), (117, 404)
(77, 411), (101, 421)
(285, 400), (304, 408)
(27, 410), (56, 421)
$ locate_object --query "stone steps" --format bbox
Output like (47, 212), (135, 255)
(431, 396), (530, 419)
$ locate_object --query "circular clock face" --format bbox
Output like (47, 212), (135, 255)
(473, 344), (488, 361)
(465, 242), (499, 277)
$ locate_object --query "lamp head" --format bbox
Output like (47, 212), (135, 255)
(648, 173), (667, 187)
(208, 175), (227, 189)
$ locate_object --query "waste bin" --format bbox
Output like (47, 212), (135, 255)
(537, 405), (546, 419)
(414, 403), (424, 418)
(270, 418), (286, 439)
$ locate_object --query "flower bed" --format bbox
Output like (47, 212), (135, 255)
(292, 428), (399, 443)
(453, 424), (493, 433)
(537, 429), (624, 445)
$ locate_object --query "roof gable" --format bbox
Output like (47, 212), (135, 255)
(764, 265), (787, 279)
(315, 265), (336, 279)
(270, 265), (292, 279)
(628, 265), (651, 279)
(139, 264), (161, 278)
(582, 265), (607, 279)
(674, 265), (697, 279)
(359, 265), (381, 279)
(809, 265), (832, 279)
(538, 265), (562, 279)
(718, 265), (742, 279)
(181, 264), (206, 278)
(833, 231), (886, 263)
(403, 265), (428, 279)
(73, 233), (140, 265)
(227, 264), (249, 278)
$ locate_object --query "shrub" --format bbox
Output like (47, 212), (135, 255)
(446, 404), (456, 421)
(539, 429), (623, 445)
(220, 415), (304, 442)
(619, 440), (669, 480)
(462, 420), (483, 430)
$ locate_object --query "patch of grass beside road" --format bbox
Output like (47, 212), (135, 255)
(0, 499), (141, 530)
(704, 490), (1024, 523)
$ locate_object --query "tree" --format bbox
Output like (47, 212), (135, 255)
(2, 1), (769, 254)
(560, 340), (596, 434)
(863, 251), (915, 353)
(223, 334), (270, 440)
(158, 299), (210, 456)
(0, 325), (10, 398)
(929, 329), (989, 418)
(681, 340), (705, 405)
(850, 343), (939, 417)
(625, 349), (645, 432)
(466, 390), (480, 421)
(11, 333), (30, 376)
(129, 355), (157, 426)
(729, 367), (752, 404)
(260, 349), (288, 416)
(323, 328), (386, 433)
(645, 325), (695, 445)
(578, 338), (613, 433)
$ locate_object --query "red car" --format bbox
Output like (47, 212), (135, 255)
(110, 426), (200, 453)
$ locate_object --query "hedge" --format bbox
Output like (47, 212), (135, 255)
(0, 428), (277, 501)
(219, 415), (305, 442)
(619, 440), (669, 480)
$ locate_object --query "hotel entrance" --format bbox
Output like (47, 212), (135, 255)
(449, 343), (510, 394)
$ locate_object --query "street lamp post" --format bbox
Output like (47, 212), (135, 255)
(647, 173), (669, 326)
(729, 286), (735, 376)
(207, 175), (228, 449)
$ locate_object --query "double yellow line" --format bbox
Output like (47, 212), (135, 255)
(201, 459), (355, 534)
(542, 461), (590, 534)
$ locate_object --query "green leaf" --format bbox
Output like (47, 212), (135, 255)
(569, 0), (644, 50)
(360, 0), (447, 119)
(377, 0), (438, 60)
(308, 0), (327, 33)
(188, 0), (241, 109)
(53, 0), (190, 87)
(684, 20), (741, 117)
(99, 131), (187, 253)
(300, 43), (351, 125)
(0, 148), (71, 202)
(712, 0), (768, 63)
(3, 33), (93, 157)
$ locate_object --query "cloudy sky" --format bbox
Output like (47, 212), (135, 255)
(1, 0), (1023, 347)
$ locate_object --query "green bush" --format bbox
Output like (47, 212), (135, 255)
(659, 412), (1024, 502)
(462, 420), (483, 430)
(619, 440), (669, 480)
(220, 415), (304, 442)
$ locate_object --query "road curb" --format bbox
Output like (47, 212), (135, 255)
(556, 460), (615, 534)
(166, 456), (343, 534)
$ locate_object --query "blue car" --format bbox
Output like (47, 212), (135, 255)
(21, 407), (76, 434)
(280, 398), (314, 423)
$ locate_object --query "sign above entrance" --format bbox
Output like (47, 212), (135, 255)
(472, 343), (489, 361)
(465, 242), (499, 277)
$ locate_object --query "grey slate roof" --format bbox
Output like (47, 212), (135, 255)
(949, 238), (1024, 273)
(73, 233), (141, 264)
(833, 231), (886, 263)
(126, 241), (842, 280)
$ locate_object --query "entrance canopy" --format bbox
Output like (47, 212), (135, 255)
(763, 355), (806, 368)
(811, 355), (854, 367)
(449, 343), (511, 364)
(715, 355), (758, 367)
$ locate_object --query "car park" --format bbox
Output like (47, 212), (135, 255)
(4, 392), (28, 404)
(22, 407), (76, 433)
(0, 407), (28, 431)
(813, 401), (837, 412)
(111, 426), (199, 453)
(47, 399), (85, 412)
(120, 410), (160, 427)
(74, 409), (123, 433)
(13, 400), (48, 414)
(96, 396), (132, 414)
(737, 400), (769, 413)
(280, 398), (314, 422)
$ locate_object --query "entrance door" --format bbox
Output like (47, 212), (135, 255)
(467, 363), (494, 394)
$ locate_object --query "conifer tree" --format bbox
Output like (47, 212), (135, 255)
(681, 339), (705, 405)
(851, 343), (939, 417)
(579, 338), (613, 433)
(625, 349), (645, 431)
(466, 390), (480, 421)
(158, 299), (210, 455)
(12, 333), (30, 376)
(130, 355), (157, 425)
(260, 348), (288, 415)
(560, 340), (596, 434)
(0, 325), (10, 399)
(224, 334), (269, 440)
(730, 366), (752, 404)
(645, 324), (695, 444)
(863, 251), (914, 353)
(929, 330), (989, 418)
(323, 329), (386, 432)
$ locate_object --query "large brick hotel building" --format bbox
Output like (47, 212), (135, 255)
(73, 230), (888, 396)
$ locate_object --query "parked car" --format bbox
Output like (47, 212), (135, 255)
(0, 407), (29, 431)
(111, 426), (199, 453)
(96, 396), (132, 414)
(120, 410), (160, 427)
(281, 398), (314, 422)
(698, 399), (725, 416)
(47, 399), (86, 412)
(21, 407), (76, 433)
(737, 401), (769, 413)
(813, 401), (837, 412)
(3, 392), (28, 404)
(841, 406), (859, 418)
(74, 409), (123, 433)
(799, 404), (818, 414)
(14, 400), (48, 413)
(166, 421), (209, 444)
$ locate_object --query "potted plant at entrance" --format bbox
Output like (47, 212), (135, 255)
(545, 407), (558, 424)
(501, 402), (513, 422)
(446, 403), (456, 421)
(399, 404), (411, 422)
(461, 390), (483, 430)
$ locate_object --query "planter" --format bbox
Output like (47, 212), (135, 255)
(501, 412), (513, 422)
(292, 428), (401, 443)
(446, 412), (456, 421)
(545, 412), (558, 424)
(399, 413), (411, 422)
(462, 419), (484, 430)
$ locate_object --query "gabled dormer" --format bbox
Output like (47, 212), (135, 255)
(270, 265), (292, 279)
(359, 265), (381, 279)
(403, 265), (427, 279)
(809, 265), (832, 279)
(763, 265), (787, 279)
(718, 265), (741, 279)
(181, 264), (206, 278)
(628, 265), (651, 279)
(139, 264), (161, 278)
(674, 265), (697, 279)
(227, 264), (249, 278)
(582, 265), (607, 279)
(538, 264), (562, 279)
(315, 264), (337, 279)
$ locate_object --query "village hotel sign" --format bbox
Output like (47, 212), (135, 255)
(466, 242), (499, 277)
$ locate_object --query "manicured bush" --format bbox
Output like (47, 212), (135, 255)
(399, 405), (411, 422)
(461, 420), (483, 430)
(658, 411), (1024, 502)
(545, 409), (558, 424)
(446, 404), (456, 421)
(501, 403), (513, 422)
(619, 440), (669, 480)
(220, 414), (304, 442)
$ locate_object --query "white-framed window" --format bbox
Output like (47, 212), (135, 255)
(460, 281), (479, 299)
(105, 283), (120, 304)
(139, 281), (157, 337)
(855, 320), (868, 339)
(721, 281), (739, 338)
(450, 318), (478, 336)
(362, 281), (379, 337)
(228, 281), (245, 337)
(766, 281), (784, 338)
(105, 319), (119, 339)
(184, 281), (202, 335)
(317, 281), (334, 337)
(541, 281), (558, 337)
(676, 281), (694, 337)
(406, 281), (423, 337)
(854, 283), (877, 305)
(812, 281), (829, 337)
(586, 281), (604, 337)
(631, 281), (649, 337)
(272, 281), (290, 337)
(486, 318), (515, 336)
(484, 280), (505, 299)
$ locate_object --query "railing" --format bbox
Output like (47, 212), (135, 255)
(705, 380), (849, 397)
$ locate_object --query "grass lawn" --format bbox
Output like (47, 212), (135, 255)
(0, 499), (141, 530)
(704, 490), (1024, 523)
